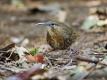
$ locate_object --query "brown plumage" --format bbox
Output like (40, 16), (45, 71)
(37, 21), (77, 50)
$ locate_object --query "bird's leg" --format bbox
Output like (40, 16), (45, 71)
(43, 49), (59, 55)
(65, 48), (79, 66)
(68, 47), (79, 60)
(49, 49), (59, 52)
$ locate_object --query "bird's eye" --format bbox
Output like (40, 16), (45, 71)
(51, 23), (55, 26)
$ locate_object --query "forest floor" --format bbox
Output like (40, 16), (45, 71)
(0, 0), (107, 80)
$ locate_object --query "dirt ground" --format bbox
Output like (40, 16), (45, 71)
(0, 0), (99, 48)
(0, 0), (107, 80)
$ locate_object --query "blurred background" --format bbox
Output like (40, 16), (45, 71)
(0, 0), (107, 49)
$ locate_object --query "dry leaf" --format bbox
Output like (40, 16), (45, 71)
(23, 55), (45, 63)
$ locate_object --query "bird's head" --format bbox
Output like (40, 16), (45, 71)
(36, 21), (62, 33)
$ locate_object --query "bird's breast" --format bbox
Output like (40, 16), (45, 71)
(47, 31), (65, 50)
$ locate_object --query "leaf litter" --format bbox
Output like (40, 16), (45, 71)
(0, 1), (107, 80)
(0, 40), (107, 80)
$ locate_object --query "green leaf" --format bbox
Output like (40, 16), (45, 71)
(28, 48), (38, 56)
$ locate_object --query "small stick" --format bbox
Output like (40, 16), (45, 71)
(76, 55), (99, 63)
(0, 50), (8, 53)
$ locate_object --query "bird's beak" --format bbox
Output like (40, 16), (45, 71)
(36, 22), (49, 26)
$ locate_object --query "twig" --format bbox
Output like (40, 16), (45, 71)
(0, 50), (8, 53)
(76, 55), (99, 63)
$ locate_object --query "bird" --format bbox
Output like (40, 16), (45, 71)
(36, 21), (77, 50)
